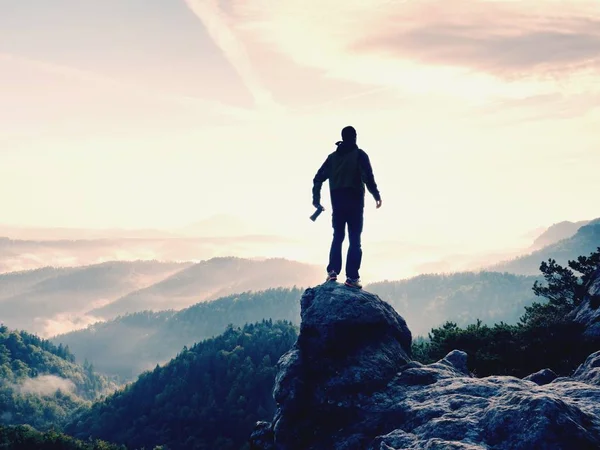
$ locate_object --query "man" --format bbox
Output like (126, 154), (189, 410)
(312, 126), (382, 289)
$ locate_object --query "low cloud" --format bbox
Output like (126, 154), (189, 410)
(40, 314), (105, 338)
(18, 375), (76, 396)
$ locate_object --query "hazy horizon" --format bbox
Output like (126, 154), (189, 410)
(0, 213), (595, 283)
(2, 0), (599, 265)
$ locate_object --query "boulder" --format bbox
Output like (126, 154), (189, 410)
(523, 368), (557, 386)
(251, 285), (600, 450)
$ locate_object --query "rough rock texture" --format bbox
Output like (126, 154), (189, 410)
(251, 284), (600, 450)
(523, 368), (557, 386)
(268, 283), (412, 450)
(571, 268), (600, 339)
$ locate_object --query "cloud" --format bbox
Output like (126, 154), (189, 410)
(0, 52), (252, 120)
(227, 0), (600, 100)
(40, 314), (106, 338)
(360, 9), (600, 75)
(183, 0), (278, 110)
(18, 375), (76, 396)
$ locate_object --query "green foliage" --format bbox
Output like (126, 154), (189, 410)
(56, 274), (545, 382)
(0, 425), (127, 450)
(414, 248), (600, 378)
(0, 326), (115, 431)
(66, 320), (298, 450)
(55, 288), (303, 381)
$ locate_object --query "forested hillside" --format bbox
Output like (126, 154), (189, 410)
(0, 425), (127, 450)
(57, 272), (542, 380)
(0, 260), (190, 336)
(66, 320), (298, 450)
(368, 271), (539, 335)
(0, 326), (115, 430)
(55, 287), (302, 380)
(415, 248), (600, 378)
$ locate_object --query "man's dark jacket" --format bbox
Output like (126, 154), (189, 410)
(312, 141), (381, 208)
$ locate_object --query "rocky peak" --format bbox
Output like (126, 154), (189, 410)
(251, 284), (600, 450)
(268, 284), (412, 449)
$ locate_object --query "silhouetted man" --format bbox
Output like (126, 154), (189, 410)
(312, 126), (382, 289)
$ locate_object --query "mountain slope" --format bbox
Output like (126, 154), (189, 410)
(90, 257), (321, 320)
(55, 288), (303, 380)
(491, 222), (600, 275)
(530, 219), (590, 250)
(66, 320), (298, 450)
(0, 325), (115, 431)
(368, 271), (539, 336)
(0, 425), (126, 450)
(0, 260), (190, 336)
(56, 271), (539, 380)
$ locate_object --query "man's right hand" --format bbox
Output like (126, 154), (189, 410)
(376, 199), (382, 209)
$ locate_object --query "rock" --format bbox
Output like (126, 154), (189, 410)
(251, 285), (600, 450)
(262, 283), (412, 450)
(250, 422), (275, 450)
(572, 351), (600, 386)
(571, 268), (600, 339)
(523, 368), (558, 385)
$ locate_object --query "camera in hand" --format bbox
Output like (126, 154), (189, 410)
(310, 205), (325, 222)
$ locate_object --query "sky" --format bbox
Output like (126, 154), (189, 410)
(1, 0), (600, 276)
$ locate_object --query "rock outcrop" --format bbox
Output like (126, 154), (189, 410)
(251, 283), (600, 450)
(571, 268), (600, 339)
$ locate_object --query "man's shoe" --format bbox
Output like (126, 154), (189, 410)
(345, 278), (362, 289)
(326, 271), (338, 282)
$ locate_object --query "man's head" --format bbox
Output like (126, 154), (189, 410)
(341, 126), (357, 143)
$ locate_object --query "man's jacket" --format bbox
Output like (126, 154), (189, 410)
(312, 141), (381, 208)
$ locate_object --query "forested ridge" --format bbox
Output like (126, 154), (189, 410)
(0, 325), (115, 431)
(57, 272), (541, 381)
(66, 320), (298, 450)
(55, 287), (303, 380)
(415, 248), (600, 378)
(0, 424), (127, 450)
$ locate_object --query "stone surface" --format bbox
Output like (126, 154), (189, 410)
(270, 283), (412, 450)
(572, 268), (600, 339)
(523, 368), (558, 386)
(251, 283), (600, 450)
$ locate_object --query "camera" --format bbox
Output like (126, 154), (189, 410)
(310, 205), (325, 222)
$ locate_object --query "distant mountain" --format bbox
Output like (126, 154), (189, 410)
(55, 287), (303, 380)
(89, 257), (321, 320)
(530, 219), (591, 251)
(0, 325), (115, 431)
(66, 321), (297, 450)
(56, 271), (540, 380)
(0, 260), (190, 336)
(368, 271), (540, 336)
(0, 233), (298, 274)
(491, 222), (600, 275)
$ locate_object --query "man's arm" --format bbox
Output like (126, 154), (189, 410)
(358, 150), (381, 202)
(312, 156), (331, 207)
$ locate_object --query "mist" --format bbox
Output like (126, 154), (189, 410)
(17, 375), (76, 397)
